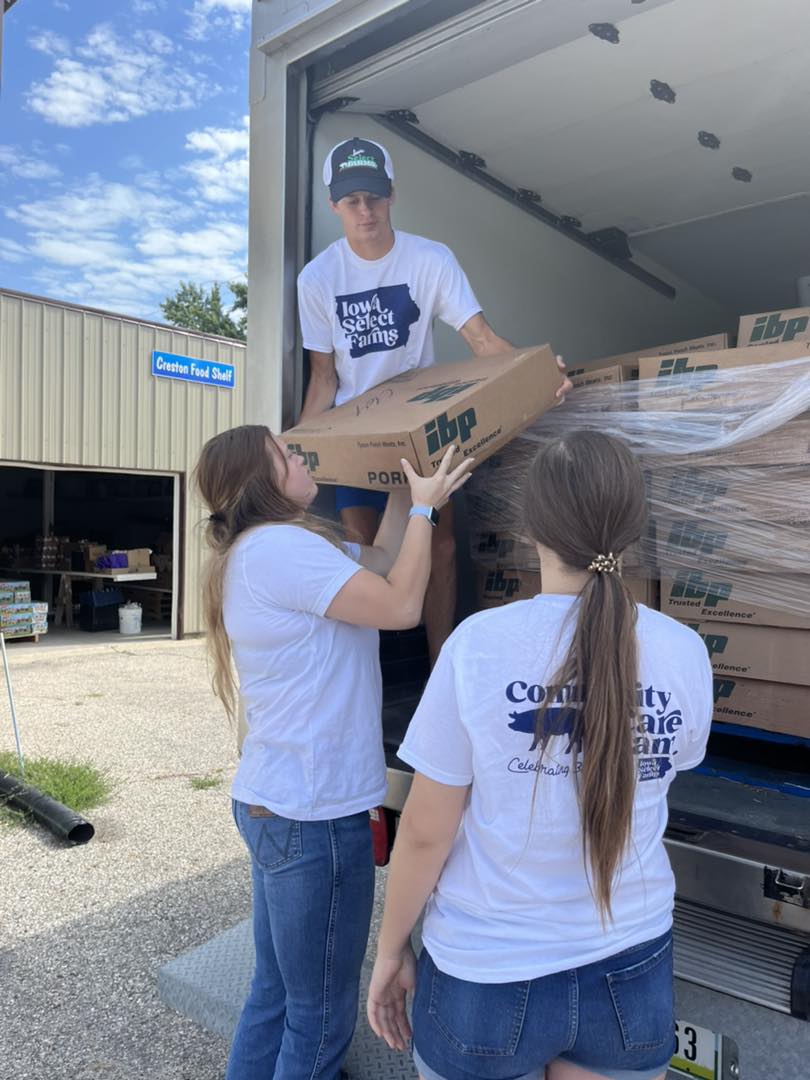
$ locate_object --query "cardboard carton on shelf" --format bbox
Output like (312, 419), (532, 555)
(83, 543), (108, 572)
(123, 548), (152, 572)
(712, 675), (809, 739)
(737, 307), (810, 348)
(661, 572), (810, 630)
(685, 619), (810, 687)
(283, 346), (562, 490)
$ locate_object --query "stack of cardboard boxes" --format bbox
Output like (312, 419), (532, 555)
(636, 309), (810, 742)
(462, 306), (810, 743)
(0, 580), (49, 640)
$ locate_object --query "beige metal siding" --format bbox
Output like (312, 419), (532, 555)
(0, 290), (247, 634)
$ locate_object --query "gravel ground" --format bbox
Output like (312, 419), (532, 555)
(0, 638), (250, 1080)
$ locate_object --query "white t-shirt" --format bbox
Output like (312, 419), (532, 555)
(399, 595), (713, 982)
(297, 230), (482, 405)
(224, 524), (386, 820)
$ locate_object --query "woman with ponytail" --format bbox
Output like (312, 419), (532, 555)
(194, 424), (473, 1080)
(367, 430), (714, 1080)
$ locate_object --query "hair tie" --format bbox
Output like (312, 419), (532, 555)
(587, 552), (618, 574)
(208, 512), (226, 524)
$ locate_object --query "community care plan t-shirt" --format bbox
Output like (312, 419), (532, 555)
(399, 595), (714, 982)
(224, 524), (386, 821)
(297, 231), (482, 405)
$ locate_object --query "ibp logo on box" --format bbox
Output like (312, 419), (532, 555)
(423, 410), (478, 455)
(484, 569), (521, 599)
(287, 443), (320, 472)
(656, 356), (719, 378)
(749, 311), (810, 343)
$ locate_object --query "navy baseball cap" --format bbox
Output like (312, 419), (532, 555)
(323, 137), (394, 202)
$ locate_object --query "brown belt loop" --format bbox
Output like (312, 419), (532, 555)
(247, 804), (275, 818)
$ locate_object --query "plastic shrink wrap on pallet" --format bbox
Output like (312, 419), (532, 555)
(465, 356), (810, 737)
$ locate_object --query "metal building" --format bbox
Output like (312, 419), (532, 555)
(0, 288), (245, 638)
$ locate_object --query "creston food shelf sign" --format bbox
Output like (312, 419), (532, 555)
(151, 350), (235, 389)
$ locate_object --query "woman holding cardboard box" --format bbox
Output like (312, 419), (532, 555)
(367, 430), (714, 1080)
(194, 423), (473, 1080)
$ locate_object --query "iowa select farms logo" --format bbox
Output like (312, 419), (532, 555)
(335, 286), (420, 358)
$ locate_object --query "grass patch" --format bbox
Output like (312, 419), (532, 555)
(190, 772), (222, 791)
(0, 751), (112, 825)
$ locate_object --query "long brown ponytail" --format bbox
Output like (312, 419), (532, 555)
(193, 425), (340, 722)
(525, 430), (648, 919)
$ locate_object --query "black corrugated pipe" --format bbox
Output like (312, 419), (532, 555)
(0, 770), (94, 844)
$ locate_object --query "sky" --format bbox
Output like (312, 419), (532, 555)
(0, 0), (250, 322)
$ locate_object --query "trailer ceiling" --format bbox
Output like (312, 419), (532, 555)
(311, 0), (810, 311)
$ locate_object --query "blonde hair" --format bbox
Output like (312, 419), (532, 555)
(525, 430), (648, 919)
(193, 425), (340, 722)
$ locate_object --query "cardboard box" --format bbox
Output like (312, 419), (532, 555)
(642, 333), (731, 357)
(83, 543), (107, 571)
(474, 566), (541, 608)
(685, 620), (810, 686)
(0, 581), (31, 604)
(581, 333), (731, 381)
(469, 527), (539, 570)
(651, 513), (808, 573)
(662, 419), (810, 469)
(283, 346), (561, 490)
(625, 575), (659, 609)
(737, 307), (810, 348)
(638, 340), (810, 400)
(568, 364), (623, 389)
(124, 548), (152, 571)
(661, 572), (810, 629)
(648, 465), (810, 526)
(712, 675), (809, 738)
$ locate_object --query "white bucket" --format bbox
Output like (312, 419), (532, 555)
(118, 602), (142, 635)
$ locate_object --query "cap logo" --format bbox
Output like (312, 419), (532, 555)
(339, 153), (380, 172)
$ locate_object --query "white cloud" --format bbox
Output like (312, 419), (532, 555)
(183, 117), (249, 202)
(26, 24), (217, 127)
(0, 145), (61, 181)
(187, 0), (251, 41)
(4, 146), (246, 320)
(28, 30), (71, 56)
(53, 1), (70, 10)
(0, 238), (29, 265)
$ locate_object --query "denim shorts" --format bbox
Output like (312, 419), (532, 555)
(411, 931), (676, 1080)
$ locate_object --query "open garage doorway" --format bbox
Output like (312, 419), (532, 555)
(0, 462), (181, 646)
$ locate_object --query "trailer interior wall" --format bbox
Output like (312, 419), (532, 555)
(0, 291), (246, 635)
(312, 114), (734, 366)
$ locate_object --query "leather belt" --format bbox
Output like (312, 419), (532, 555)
(247, 804), (275, 818)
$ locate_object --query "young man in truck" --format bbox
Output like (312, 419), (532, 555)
(298, 135), (567, 661)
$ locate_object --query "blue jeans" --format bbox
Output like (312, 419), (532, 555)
(226, 801), (375, 1080)
(412, 932), (675, 1080)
